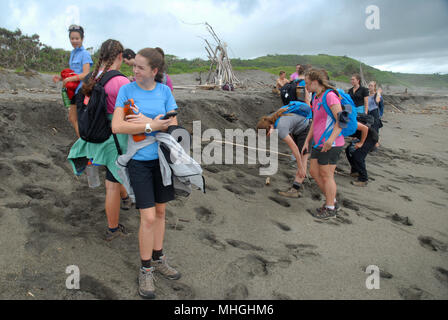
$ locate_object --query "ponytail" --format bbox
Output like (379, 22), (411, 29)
(81, 39), (123, 97)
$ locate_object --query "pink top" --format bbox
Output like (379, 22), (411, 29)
(103, 74), (130, 114)
(311, 91), (345, 148)
(165, 74), (173, 91)
(290, 72), (299, 81)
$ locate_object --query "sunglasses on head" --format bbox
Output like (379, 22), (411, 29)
(68, 24), (81, 31)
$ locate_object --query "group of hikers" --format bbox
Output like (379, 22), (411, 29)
(265, 64), (384, 218)
(54, 25), (385, 299)
(54, 25), (182, 299)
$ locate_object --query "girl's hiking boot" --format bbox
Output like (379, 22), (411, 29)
(351, 180), (368, 187)
(150, 255), (181, 280)
(121, 196), (132, 210)
(105, 224), (128, 241)
(312, 206), (337, 220)
(138, 267), (156, 299)
(278, 187), (301, 198)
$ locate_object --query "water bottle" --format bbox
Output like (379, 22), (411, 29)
(61, 88), (71, 108)
(86, 160), (100, 188)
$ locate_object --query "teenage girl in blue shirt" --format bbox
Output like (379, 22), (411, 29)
(54, 25), (93, 137)
(112, 48), (180, 299)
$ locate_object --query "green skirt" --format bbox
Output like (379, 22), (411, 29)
(67, 115), (128, 183)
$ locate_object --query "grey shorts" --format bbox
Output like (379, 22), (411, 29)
(310, 146), (343, 165)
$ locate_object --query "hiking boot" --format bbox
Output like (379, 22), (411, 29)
(150, 255), (181, 280)
(278, 187), (301, 198)
(350, 172), (360, 178)
(138, 267), (156, 299)
(105, 224), (128, 242)
(311, 206), (337, 220)
(121, 196), (132, 210)
(351, 180), (368, 187)
(320, 201), (340, 213)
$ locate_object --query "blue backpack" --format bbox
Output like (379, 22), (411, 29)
(313, 89), (358, 148)
(274, 101), (312, 129)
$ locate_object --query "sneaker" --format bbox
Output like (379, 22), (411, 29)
(311, 206), (337, 220)
(121, 196), (132, 210)
(350, 172), (360, 178)
(150, 255), (181, 280)
(138, 267), (156, 299)
(320, 201), (340, 212)
(351, 180), (368, 187)
(278, 187), (301, 198)
(105, 224), (128, 242)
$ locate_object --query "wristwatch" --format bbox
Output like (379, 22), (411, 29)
(145, 123), (152, 134)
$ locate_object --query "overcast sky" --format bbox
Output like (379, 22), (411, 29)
(1, 0), (447, 74)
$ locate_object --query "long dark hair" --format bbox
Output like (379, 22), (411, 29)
(138, 48), (165, 83)
(305, 68), (337, 94)
(81, 39), (124, 96)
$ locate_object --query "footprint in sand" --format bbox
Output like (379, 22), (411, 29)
(268, 196), (291, 208)
(198, 229), (226, 251)
(271, 220), (291, 231)
(387, 213), (413, 226)
(223, 184), (255, 195)
(272, 291), (292, 300)
(418, 236), (447, 252)
(157, 278), (196, 299)
(80, 275), (119, 300)
(225, 239), (263, 251)
(225, 283), (249, 299)
(398, 286), (432, 300)
(18, 185), (48, 200)
(285, 244), (320, 259)
(433, 267), (448, 287)
(230, 254), (272, 278)
(400, 195), (413, 202)
(195, 207), (216, 224)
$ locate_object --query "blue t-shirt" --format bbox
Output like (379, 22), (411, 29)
(69, 46), (93, 93)
(115, 81), (178, 161)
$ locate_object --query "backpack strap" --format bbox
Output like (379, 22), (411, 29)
(98, 70), (125, 155)
(112, 134), (123, 155)
(98, 70), (125, 87)
(314, 89), (341, 148)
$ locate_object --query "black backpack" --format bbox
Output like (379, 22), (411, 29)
(280, 80), (298, 105)
(76, 70), (124, 144)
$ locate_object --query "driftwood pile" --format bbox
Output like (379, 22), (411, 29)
(203, 23), (240, 87)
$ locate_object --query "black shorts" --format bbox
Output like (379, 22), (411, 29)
(105, 167), (119, 183)
(310, 146), (343, 165)
(70, 92), (78, 105)
(128, 159), (175, 209)
(292, 125), (311, 154)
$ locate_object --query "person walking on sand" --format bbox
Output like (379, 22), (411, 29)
(67, 39), (133, 241)
(290, 64), (302, 81)
(348, 73), (369, 115)
(112, 48), (180, 299)
(302, 69), (344, 219)
(256, 107), (308, 198)
(367, 81), (384, 148)
(274, 71), (289, 95)
(53, 25), (93, 137)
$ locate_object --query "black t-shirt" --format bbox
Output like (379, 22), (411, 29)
(348, 86), (369, 107)
(351, 127), (379, 144)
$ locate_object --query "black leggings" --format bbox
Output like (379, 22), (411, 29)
(345, 139), (376, 182)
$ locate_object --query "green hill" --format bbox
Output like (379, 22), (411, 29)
(1, 27), (447, 88)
